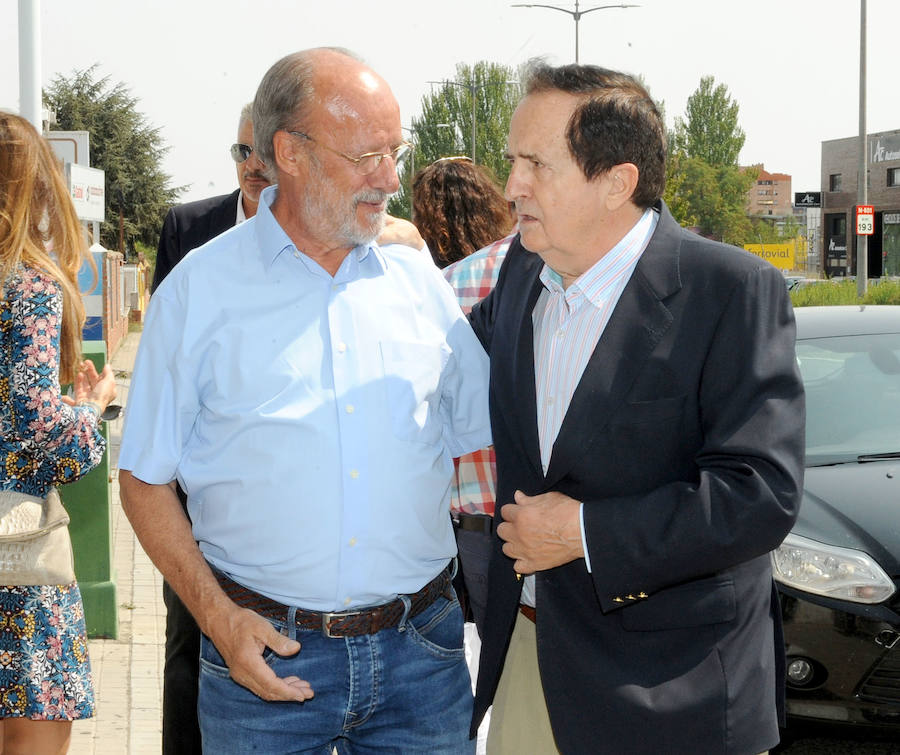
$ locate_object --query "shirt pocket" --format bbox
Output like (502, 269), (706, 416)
(380, 340), (450, 445)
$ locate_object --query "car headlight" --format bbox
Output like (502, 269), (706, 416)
(771, 532), (897, 604)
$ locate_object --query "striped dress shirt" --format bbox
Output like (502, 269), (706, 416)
(522, 207), (659, 606)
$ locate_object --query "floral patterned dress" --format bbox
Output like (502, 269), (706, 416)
(0, 265), (106, 720)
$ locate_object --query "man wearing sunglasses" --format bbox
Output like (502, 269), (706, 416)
(152, 103), (269, 294)
(120, 47), (489, 753)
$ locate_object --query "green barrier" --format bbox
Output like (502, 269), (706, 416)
(61, 340), (117, 639)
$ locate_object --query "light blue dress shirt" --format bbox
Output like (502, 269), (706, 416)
(119, 186), (491, 610)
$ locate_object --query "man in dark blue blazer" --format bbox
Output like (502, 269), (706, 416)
(469, 62), (805, 754)
(152, 104), (270, 294)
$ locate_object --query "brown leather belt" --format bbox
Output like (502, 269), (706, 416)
(519, 604), (536, 623)
(215, 566), (453, 638)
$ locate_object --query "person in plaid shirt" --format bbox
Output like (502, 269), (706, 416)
(443, 231), (516, 635)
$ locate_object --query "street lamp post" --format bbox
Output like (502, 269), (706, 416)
(511, 2), (640, 64)
(429, 73), (517, 163)
(430, 73), (479, 162)
(856, 0), (868, 297)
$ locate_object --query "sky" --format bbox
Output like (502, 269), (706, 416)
(1, 0), (894, 205)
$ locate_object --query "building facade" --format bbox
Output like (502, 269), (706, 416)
(821, 129), (900, 278)
(747, 165), (793, 218)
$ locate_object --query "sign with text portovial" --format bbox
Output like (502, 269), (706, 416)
(743, 242), (796, 271)
(856, 205), (874, 236)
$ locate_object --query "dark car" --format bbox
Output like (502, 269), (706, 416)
(772, 305), (900, 728)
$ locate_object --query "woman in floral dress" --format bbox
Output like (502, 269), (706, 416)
(0, 113), (117, 754)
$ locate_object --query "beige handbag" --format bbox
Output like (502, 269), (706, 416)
(0, 488), (75, 586)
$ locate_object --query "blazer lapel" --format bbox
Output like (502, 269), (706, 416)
(492, 239), (545, 480)
(543, 203), (684, 488)
(213, 190), (242, 236)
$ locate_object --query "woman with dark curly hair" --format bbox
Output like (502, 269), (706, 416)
(0, 112), (117, 754)
(412, 157), (513, 268)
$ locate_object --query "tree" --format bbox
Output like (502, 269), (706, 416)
(665, 76), (755, 243)
(44, 65), (183, 255)
(389, 61), (521, 218)
(672, 76), (745, 167)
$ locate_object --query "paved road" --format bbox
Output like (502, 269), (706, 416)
(774, 722), (900, 754)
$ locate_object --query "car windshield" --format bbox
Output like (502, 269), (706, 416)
(797, 332), (900, 466)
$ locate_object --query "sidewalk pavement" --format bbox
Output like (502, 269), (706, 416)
(66, 328), (488, 754)
(69, 329), (165, 755)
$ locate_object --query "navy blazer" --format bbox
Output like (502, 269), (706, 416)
(469, 201), (805, 754)
(152, 189), (240, 293)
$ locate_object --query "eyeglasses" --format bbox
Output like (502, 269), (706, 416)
(230, 143), (253, 163)
(287, 131), (412, 175)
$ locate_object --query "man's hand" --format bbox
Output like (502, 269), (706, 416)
(496, 490), (585, 575)
(209, 605), (314, 702)
(120, 470), (314, 703)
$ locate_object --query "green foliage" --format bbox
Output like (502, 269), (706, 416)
(750, 215), (802, 245)
(389, 61), (521, 219)
(44, 65), (183, 255)
(672, 76), (745, 167)
(790, 279), (900, 307)
(664, 76), (754, 244)
(863, 280), (900, 304)
(664, 154), (756, 245)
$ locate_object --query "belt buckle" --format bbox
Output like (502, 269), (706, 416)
(321, 609), (363, 638)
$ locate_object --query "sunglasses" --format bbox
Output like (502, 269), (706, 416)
(230, 143), (254, 163)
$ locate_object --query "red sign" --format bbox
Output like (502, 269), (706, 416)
(856, 205), (875, 235)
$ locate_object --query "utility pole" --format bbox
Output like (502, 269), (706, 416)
(429, 70), (517, 164)
(17, 0), (42, 130)
(856, 0), (868, 297)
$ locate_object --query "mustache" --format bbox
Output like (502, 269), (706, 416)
(354, 190), (388, 205)
(242, 170), (269, 182)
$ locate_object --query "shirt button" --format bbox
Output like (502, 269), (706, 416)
(344, 598), (352, 606)
(547, 396), (554, 405)
(557, 329), (565, 338)
(337, 342), (347, 353)
(293, 251), (300, 259)
(346, 404), (355, 414)
(350, 469), (359, 479)
(349, 537), (357, 547)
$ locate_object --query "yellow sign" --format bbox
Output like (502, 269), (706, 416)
(744, 242), (795, 270)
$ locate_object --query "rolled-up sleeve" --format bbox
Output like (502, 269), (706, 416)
(118, 286), (200, 485)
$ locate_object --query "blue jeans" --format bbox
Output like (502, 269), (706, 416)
(197, 592), (475, 754)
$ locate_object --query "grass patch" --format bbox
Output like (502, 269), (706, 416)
(791, 279), (900, 307)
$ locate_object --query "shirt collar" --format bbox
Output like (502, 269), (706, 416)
(539, 207), (658, 307)
(253, 185), (385, 274)
(235, 190), (248, 225)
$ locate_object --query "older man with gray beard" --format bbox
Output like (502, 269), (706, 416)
(119, 47), (489, 754)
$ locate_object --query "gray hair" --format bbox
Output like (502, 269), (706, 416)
(238, 102), (253, 133)
(252, 47), (362, 181)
